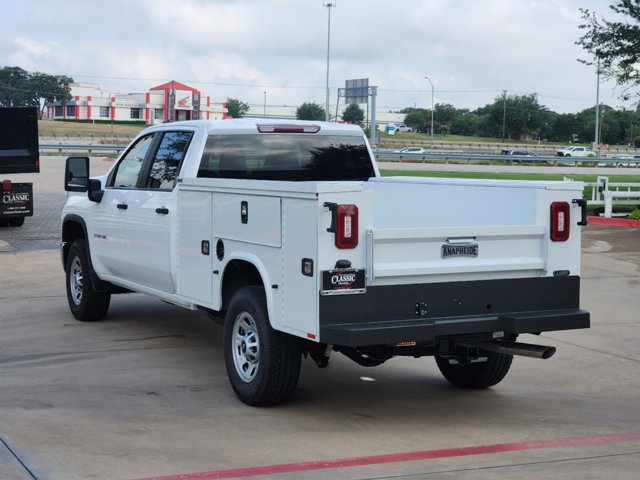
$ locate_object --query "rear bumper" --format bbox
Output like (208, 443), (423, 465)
(319, 276), (590, 347)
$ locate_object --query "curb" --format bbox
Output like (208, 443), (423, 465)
(588, 216), (640, 228)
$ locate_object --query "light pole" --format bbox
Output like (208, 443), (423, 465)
(263, 91), (267, 118)
(425, 76), (434, 148)
(323, 2), (335, 122)
(594, 57), (601, 153)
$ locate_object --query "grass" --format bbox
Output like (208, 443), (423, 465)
(384, 132), (515, 144)
(38, 120), (145, 137)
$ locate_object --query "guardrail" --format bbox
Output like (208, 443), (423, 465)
(40, 143), (126, 155)
(372, 150), (640, 167)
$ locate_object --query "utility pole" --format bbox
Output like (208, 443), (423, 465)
(502, 90), (507, 141)
(425, 76), (434, 148)
(323, 2), (335, 122)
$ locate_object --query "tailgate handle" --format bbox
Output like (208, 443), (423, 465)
(323, 202), (337, 232)
(572, 199), (588, 226)
(116, 203), (128, 210)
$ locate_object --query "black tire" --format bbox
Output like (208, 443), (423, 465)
(435, 350), (513, 389)
(224, 286), (301, 406)
(8, 216), (25, 227)
(65, 239), (111, 321)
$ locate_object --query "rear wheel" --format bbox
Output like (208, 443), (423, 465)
(65, 239), (111, 321)
(435, 350), (513, 389)
(8, 216), (25, 227)
(224, 286), (301, 406)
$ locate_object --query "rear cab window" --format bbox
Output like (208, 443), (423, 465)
(197, 134), (375, 181)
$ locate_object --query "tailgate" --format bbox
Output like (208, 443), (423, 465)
(371, 224), (545, 281)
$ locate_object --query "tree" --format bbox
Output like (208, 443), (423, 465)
(403, 108), (429, 132)
(577, 1), (640, 100)
(450, 110), (481, 136)
(0, 66), (73, 115)
(341, 104), (364, 124)
(31, 72), (73, 116)
(477, 93), (547, 140)
(0, 66), (30, 107)
(296, 102), (325, 121)
(225, 97), (250, 118)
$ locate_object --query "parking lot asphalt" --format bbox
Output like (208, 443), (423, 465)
(1, 157), (639, 480)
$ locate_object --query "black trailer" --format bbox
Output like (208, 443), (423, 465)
(0, 107), (39, 227)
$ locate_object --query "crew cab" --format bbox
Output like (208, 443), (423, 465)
(61, 119), (590, 406)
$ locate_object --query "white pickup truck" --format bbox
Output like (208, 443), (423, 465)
(61, 119), (590, 406)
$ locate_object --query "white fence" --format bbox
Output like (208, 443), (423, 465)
(586, 176), (640, 217)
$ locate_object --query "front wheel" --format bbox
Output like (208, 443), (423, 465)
(435, 350), (513, 389)
(65, 239), (111, 321)
(224, 286), (301, 406)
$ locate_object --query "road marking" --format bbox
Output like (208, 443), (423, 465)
(137, 431), (640, 480)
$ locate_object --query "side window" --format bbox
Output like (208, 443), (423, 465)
(146, 131), (193, 189)
(110, 134), (155, 188)
(198, 135), (252, 179)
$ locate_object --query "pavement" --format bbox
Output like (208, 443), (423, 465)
(0, 157), (639, 480)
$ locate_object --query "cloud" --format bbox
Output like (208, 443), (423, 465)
(0, 0), (626, 113)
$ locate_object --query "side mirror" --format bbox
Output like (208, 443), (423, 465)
(88, 179), (104, 203)
(65, 156), (104, 203)
(65, 156), (90, 192)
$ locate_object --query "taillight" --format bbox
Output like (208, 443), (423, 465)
(324, 202), (359, 249)
(2, 179), (12, 190)
(550, 202), (570, 242)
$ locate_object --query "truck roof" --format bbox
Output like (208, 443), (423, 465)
(152, 118), (365, 136)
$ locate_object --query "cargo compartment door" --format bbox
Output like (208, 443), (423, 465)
(177, 190), (213, 304)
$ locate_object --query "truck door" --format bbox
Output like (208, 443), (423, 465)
(89, 133), (156, 280)
(123, 130), (193, 292)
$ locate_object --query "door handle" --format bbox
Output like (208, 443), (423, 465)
(117, 203), (128, 210)
(155, 207), (169, 215)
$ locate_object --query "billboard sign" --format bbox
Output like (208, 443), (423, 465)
(344, 78), (369, 104)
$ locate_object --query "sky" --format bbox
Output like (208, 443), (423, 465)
(0, 0), (630, 114)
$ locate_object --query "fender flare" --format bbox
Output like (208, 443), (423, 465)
(62, 215), (112, 293)
(221, 250), (279, 328)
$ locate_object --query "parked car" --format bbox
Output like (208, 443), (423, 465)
(399, 146), (425, 154)
(397, 124), (413, 133)
(556, 146), (596, 157)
